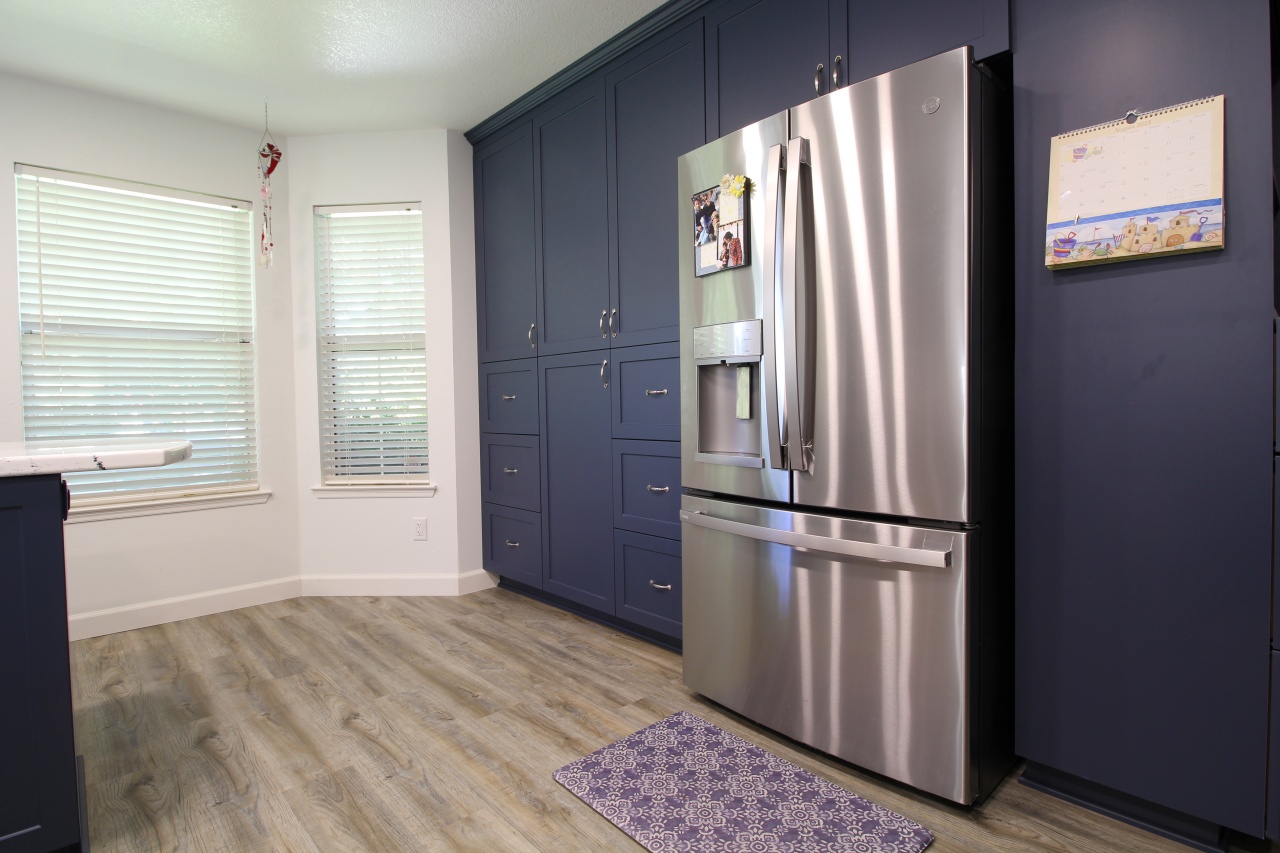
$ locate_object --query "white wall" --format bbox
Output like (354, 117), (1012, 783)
(285, 129), (488, 595)
(0, 72), (303, 639)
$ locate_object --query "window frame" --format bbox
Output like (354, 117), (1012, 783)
(313, 201), (431, 489)
(14, 163), (261, 509)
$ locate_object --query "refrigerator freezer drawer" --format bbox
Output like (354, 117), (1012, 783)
(681, 494), (974, 803)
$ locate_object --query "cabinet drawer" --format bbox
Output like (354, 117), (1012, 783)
(614, 530), (681, 638)
(481, 359), (538, 434)
(612, 342), (680, 440)
(483, 503), (543, 587)
(613, 439), (681, 539)
(482, 434), (541, 511)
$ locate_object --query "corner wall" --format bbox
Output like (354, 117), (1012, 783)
(285, 130), (489, 595)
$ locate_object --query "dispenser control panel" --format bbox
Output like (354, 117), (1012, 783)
(693, 319), (763, 363)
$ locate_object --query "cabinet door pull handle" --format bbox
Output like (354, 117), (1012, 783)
(646, 485), (670, 493)
(832, 55), (842, 88)
(609, 308), (618, 337)
(501, 394), (517, 401)
(601, 359), (609, 389)
(528, 322), (536, 348)
(814, 63), (824, 94)
(505, 540), (520, 548)
(599, 309), (608, 338)
(503, 467), (518, 474)
(645, 388), (668, 396)
(649, 580), (672, 591)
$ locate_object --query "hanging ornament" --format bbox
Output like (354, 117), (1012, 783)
(257, 101), (281, 267)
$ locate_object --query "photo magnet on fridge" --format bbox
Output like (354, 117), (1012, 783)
(693, 175), (750, 277)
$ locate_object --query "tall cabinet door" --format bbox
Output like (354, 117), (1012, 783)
(607, 21), (706, 350)
(704, 0), (833, 138)
(540, 349), (616, 611)
(535, 80), (611, 356)
(475, 123), (539, 363)
(847, 0), (1009, 85)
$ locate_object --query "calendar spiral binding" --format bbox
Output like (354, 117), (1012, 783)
(1056, 95), (1223, 139)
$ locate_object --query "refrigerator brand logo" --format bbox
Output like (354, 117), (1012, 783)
(922, 97), (941, 115)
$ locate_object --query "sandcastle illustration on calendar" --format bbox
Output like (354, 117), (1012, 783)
(1045, 96), (1224, 268)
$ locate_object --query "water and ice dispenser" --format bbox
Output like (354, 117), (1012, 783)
(692, 319), (765, 468)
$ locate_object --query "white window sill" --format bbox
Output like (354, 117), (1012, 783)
(311, 484), (438, 498)
(67, 488), (272, 523)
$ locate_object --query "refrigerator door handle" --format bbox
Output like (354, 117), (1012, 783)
(680, 509), (952, 568)
(762, 142), (788, 470)
(781, 136), (811, 472)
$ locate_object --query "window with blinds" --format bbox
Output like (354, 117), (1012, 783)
(314, 204), (428, 484)
(15, 165), (258, 503)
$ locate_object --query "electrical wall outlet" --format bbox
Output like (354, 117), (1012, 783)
(412, 518), (427, 541)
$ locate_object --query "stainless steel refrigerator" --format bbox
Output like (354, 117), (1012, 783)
(677, 46), (1013, 805)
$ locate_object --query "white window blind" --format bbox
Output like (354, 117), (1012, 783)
(314, 203), (428, 484)
(15, 165), (258, 502)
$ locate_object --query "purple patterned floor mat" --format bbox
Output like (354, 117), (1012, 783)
(553, 711), (934, 852)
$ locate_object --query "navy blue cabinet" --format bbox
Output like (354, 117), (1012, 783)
(475, 124), (538, 363)
(613, 440), (682, 540)
(607, 21), (706, 349)
(610, 342), (681, 441)
(705, 0), (838, 138)
(483, 503), (543, 587)
(481, 434), (541, 512)
(479, 359), (539, 435)
(614, 531), (683, 639)
(846, 0), (1008, 85)
(0, 475), (82, 853)
(539, 350), (617, 611)
(534, 80), (610, 356)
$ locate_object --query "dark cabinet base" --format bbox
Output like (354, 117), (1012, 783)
(1020, 763), (1229, 853)
(0, 474), (83, 853)
(497, 578), (681, 652)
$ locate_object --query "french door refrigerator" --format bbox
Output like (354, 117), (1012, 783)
(678, 46), (1013, 805)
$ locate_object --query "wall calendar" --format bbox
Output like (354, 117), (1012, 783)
(1044, 95), (1224, 269)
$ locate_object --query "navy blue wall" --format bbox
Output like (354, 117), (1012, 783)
(1013, 0), (1274, 835)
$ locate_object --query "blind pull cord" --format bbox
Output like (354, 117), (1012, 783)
(35, 178), (45, 357)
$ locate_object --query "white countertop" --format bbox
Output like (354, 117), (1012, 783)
(0, 440), (193, 476)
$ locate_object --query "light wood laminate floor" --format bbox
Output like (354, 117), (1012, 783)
(70, 590), (1276, 852)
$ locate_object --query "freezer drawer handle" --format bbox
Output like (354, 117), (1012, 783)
(504, 540), (520, 548)
(679, 510), (951, 568)
(649, 580), (673, 591)
(646, 485), (670, 493)
(644, 388), (668, 396)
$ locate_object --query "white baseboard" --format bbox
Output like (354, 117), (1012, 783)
(66, 570), (499, 640)
(300, 568), (497, 598)
(68, 576), (302, 641)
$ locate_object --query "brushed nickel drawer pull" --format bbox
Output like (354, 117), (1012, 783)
(646, 485), (670, 493)
(649, 580), (672, 591)
(505, 540), (520, 548)
(528, 322), (536, 348)
(645, 389), (669, 396)
(503, 468), (518, 474)
(599, 309), (608, 338)
(501, 394), (517, 401)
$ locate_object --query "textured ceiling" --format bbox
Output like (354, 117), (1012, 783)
(0, 0), (669, 135)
